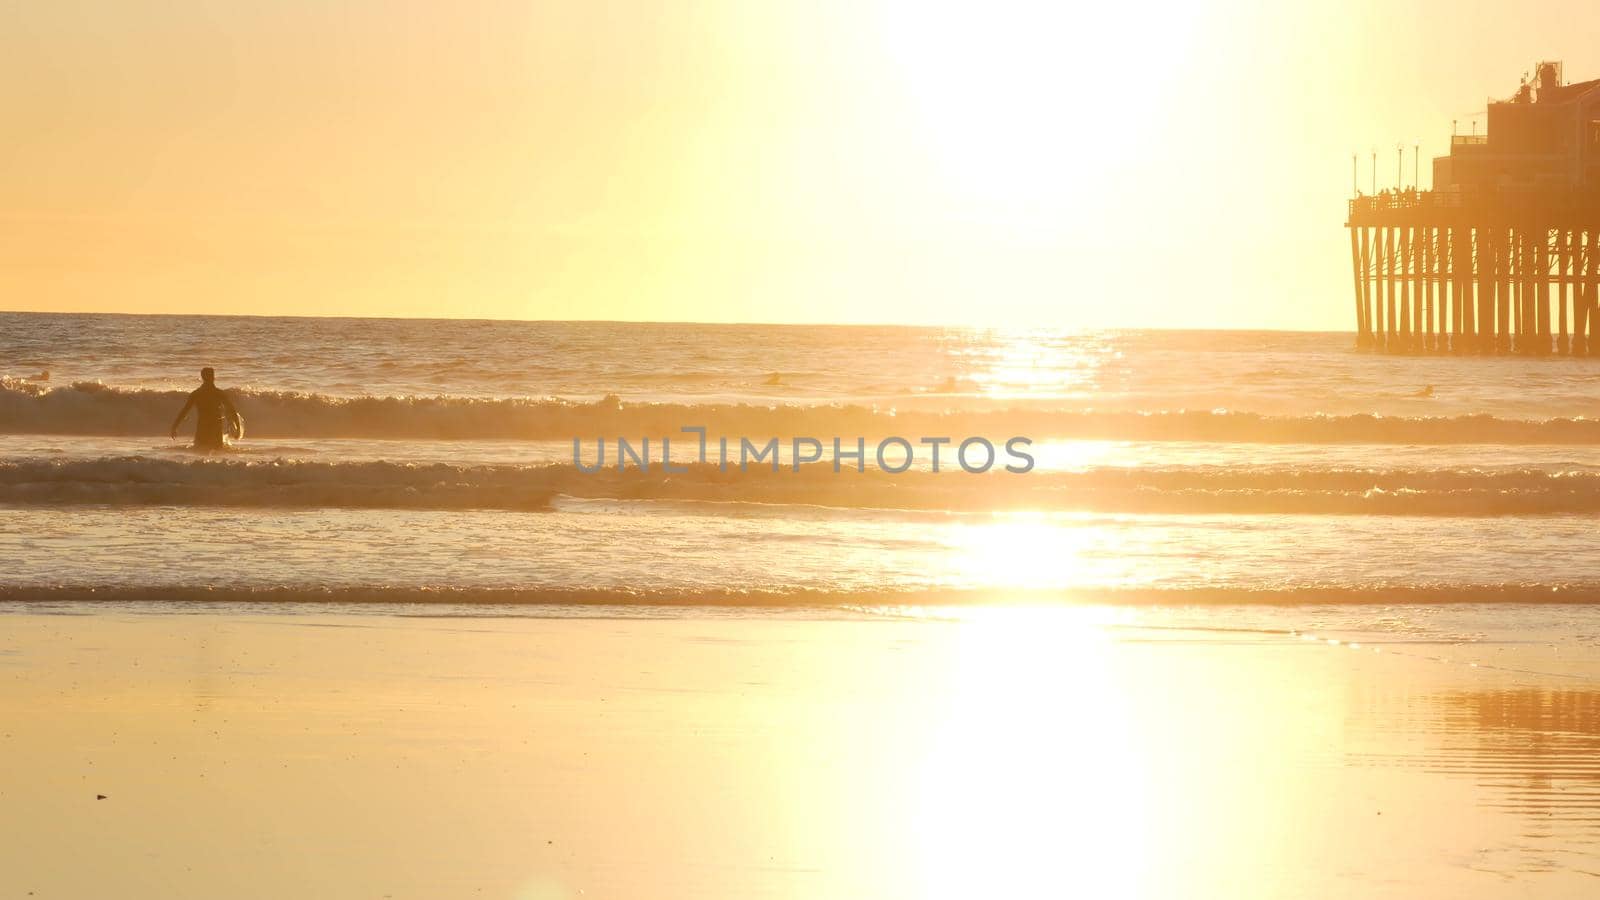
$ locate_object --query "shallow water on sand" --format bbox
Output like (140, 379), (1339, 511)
(11, 504), (1600, 604)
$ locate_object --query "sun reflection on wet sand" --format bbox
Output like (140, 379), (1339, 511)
(913, 608), (1149, 898)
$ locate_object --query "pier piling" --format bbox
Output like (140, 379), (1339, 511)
(1351, 199), (1600, 357)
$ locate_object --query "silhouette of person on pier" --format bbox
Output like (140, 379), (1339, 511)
(170, 367), (243, 451)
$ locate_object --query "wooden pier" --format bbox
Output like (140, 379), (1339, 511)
(1346, 190), (1600, 354)
(1346, 61), (1600, 353)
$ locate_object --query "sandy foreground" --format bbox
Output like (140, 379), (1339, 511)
(1, 608), (1597, 899)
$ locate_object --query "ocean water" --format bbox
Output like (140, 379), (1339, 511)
(9, 310), (1600, 608)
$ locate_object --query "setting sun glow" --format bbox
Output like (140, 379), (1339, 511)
(10, 1), (1595, 328)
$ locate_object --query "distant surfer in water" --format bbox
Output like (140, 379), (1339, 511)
(169, 367), (243, 451)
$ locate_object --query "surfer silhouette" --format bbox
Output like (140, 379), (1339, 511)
(170, 367), (243, 451)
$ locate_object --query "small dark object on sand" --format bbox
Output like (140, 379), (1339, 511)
(96, 794), (107, 800)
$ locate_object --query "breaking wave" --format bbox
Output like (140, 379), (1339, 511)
(13, 455), (1600, 515)
(11, 377), (1600, 444)
(9, 583), (1600, 607)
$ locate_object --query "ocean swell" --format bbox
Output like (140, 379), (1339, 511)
(10, 456), (1600, 515)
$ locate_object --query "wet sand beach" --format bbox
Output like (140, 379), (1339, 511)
(3, 606), (1598, 899)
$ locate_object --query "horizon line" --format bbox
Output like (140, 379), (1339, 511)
(0, 308), (1346, 335)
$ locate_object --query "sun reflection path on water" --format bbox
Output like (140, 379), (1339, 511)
(940, 512), (1160, 593)
(942, 329), (1115, 401)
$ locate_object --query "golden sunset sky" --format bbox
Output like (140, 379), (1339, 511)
(2, 1), (1592, 328)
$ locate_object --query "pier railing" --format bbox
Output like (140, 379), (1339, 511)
(1349, 191), (1466, 216)
(1348, 188), (1600, 227)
